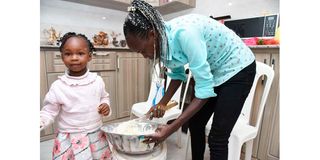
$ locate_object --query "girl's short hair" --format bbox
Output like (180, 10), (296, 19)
(59, 32), (96, 53)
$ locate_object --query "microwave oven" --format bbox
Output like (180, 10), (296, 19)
(224, 14), (279, 38)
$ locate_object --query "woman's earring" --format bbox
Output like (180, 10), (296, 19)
(127, 6), (136, 12)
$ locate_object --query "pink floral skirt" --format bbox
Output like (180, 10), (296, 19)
(52, 129), (113, 160)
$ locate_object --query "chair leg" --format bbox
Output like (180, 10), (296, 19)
(176, 127), (182, 148)
(129, 112), (134, 120)
(185, 130), (190, 160)
(244, 140), (253, 160)
(228, 136), (242, 160)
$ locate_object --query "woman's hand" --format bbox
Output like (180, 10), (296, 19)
(147, 104), (166, 119)
(98, 103), (110, 116)
(143, 124), (174, 145)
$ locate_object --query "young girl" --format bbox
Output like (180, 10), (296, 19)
(40, 32), (113, 160)
(123, 0), (256, 160)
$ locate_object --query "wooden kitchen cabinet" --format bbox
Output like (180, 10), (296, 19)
(89, 52), (117, 71)
(96, 71), (117, 123)
(40, 51), (54, 141)
(45, 50), (117, 73)
(40, 47), (150, 141)
(157, 0), (196, 14)
(116, 52), (151, 118)
(247, 47), (279, 160)
(45, 51), (66, 72)
(40, 51), (48, 109)
(145, 0), (160, 6)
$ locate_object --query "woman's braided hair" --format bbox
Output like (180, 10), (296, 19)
(123, 0), (169, 65)
(59, 32), (96, 53)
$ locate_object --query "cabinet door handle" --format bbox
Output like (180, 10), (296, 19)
(271, 58), (275, 70)
(96, 52), (110, 56)
(117, 55), (120, 70)
(55, 54), (61, 58)
(261, 58), (267, 85)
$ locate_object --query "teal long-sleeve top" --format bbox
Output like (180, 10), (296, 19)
(163, 14), (255, 99)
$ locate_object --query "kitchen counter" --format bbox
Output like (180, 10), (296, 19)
(41, 44), (280, 51)
(248, 45), (280, 49)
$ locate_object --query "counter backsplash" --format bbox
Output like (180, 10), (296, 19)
(40, 45), (130, 51)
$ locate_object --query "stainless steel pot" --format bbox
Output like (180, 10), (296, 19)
(101, 120), (160, 154)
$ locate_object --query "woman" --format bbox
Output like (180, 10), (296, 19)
(123, 0), (256, 159)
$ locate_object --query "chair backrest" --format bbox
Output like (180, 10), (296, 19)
(145, 63), (163, 104)
(145, 63), (188, 107)
(240, 61), (274, 128)
(166, 65), (192, 106)
(178, 65), (192, 110)
(165, 74), (183, 105)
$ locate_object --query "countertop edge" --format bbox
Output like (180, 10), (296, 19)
(248, 45), (280, 48)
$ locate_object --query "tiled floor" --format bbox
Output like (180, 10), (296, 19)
(40, 131), (210, 160)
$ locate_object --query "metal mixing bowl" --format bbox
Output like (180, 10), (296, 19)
(101, 120), (160, 154)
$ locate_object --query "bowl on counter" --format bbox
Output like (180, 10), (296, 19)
(101, 120), (160, 154)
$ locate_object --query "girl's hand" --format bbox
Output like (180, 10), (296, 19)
(147, 104), (166, 120)
(40, 121), (45, 131)
(143, 125), (173, 145)
(98, 103), (110, 116)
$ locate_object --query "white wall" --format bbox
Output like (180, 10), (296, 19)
(40, 0), (279, 45)
(40, 0), (127, 45)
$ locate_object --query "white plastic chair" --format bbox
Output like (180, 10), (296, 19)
(130, 64), (192, 148)
(185, 61), (274, 160)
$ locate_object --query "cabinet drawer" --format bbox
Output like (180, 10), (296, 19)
(89, 52), (116, 71)
(45, 51), (116, 72)
(45, 51), (67, 73)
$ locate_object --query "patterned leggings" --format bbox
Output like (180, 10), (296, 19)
(52, 129), (113, 160)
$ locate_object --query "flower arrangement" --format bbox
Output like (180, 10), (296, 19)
(243, 37), (279, 46)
